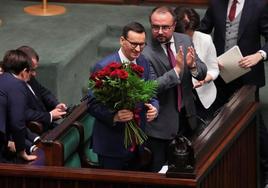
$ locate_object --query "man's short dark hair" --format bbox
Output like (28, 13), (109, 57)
(149, 6), (176, 23)
(2, 49), (32, 75)
(17, 45), (39, 62)
(122, 22), (146, 39)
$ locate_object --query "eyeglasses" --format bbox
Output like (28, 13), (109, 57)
(124, 37), (146, 49)
(151, 25), (174, 32)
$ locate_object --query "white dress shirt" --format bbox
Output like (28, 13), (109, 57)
(118, 48), (137, 64)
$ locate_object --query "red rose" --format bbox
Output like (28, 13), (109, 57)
(110, 69), (128, 80)
(90, 72), (98, 81)
(107, 62), (122, 71)
(130, 63), (144, 77)
(95, 80), (103, 88)
(97, 69), (109, 79)
(118, 69), (129, 79)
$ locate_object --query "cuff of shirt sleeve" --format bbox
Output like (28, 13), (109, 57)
(258, 50), (267, 60)
(49, 112), (53, 122)
(30, 145), (37, 153)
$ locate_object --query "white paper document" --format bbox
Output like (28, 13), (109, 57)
(158, 165), (168, 174)
(217, 45), (250, 83)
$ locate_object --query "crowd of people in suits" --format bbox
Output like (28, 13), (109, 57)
(1, 1), (268, 186)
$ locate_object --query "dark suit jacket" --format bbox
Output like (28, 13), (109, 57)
(0, 73), (27, 152)
(25, 77), (59, 130)
(28, 77), (59, 111)
(142, 32), (207, 140)
(88, 52), (159, 158)
(200, 0), (268, 88)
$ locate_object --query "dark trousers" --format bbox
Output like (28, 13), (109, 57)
(146, 108), (191, 172)
(146, 136), (171, 172)
(98, 150), (137, 170)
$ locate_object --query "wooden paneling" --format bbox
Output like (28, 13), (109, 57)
(49, 0), (126, 4)
(26, 0), (208, 5)
(142, 0), (208, 6)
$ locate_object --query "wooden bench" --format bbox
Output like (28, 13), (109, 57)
(31, 99), (98, 167)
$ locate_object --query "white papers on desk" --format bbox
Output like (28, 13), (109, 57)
(158, 165), (168, 174)
(217, 45), (250, 83)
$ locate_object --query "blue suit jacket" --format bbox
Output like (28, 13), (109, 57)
(25, 77), (59, 130)
(88, 52), (159, 158)
(0, 73), (27, 152)
(200, 0), (268, 88)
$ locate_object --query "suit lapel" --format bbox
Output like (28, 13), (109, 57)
(151, 39), (171, 71)
(115, 53), (121, 63)
(238, 0), (253, 41)
(136, 56), (147, 79)
(218, 0), (229, 40)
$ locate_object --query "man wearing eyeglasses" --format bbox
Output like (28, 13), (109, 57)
(87, 22), (159, 170)
(17, 46), (67, 133)
(142, 6), (207, 172)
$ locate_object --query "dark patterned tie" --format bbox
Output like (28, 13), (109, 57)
(165, 42), (182, 111)
(228, 0), (238, 21)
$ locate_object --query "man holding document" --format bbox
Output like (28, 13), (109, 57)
(200, 0), (268, 187)
(200, 0), (268, 102)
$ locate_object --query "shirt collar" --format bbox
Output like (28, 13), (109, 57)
(118, 48), (137, 64)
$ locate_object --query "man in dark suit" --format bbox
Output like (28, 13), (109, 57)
(142, 6), (207, 172)
(0, 49), (37, 162)
(87, 22), (159, 170)
(17, 46), (67, 132)
(200, 0), (268, 102)
(199, 1), (268, 187)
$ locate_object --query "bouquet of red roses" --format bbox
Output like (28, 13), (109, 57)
(89, 62), (158, 149)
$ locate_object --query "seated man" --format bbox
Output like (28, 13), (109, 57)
(17, 46), (67, 132)
(0, 49), (37, 162)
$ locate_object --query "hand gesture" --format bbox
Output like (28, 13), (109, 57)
(186, 46), (196, 69)
(114, 109), (133, 122)
(175, 46), (184, 75)
(144, 103), (158, 122)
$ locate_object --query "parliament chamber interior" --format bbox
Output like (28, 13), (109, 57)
(0, 0), (268, 187)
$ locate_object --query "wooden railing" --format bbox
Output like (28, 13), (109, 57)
(0, 85), (259, 188)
